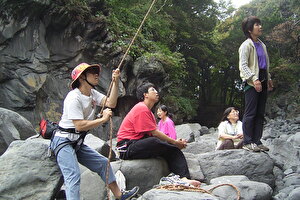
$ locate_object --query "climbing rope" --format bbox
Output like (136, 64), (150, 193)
(101, 0), (159, 199)
(105, 117), (114, 199)
(155, 183), (241, 200)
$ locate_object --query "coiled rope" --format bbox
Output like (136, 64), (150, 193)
(99, 0), (158, 199)
(156, 183), (241, 200)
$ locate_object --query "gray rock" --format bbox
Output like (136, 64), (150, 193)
(111, 158), (170, 194)
(184, 152), (205, 181)
(80, 170), (106, 200)
(284, 168), (295, 175)
(0, 138), (62, 200)
(183, 139), (216, 154)
(126, 56), (167, 97)
(273, 192), (288, 200)
(265, 138), (300, 170)
(287, 187), (300, 200)
(197, 149), (275, 187)
(273, 166), (285, 193)
(200, 126), (210, 135)
(283, 173), (300, 187)
(176, 123), (201, 141)
(138, 189), (218, 200)
(0, 107), (36, 155)
(275, 185), (300, 200)
(203, 180), (273, 200)
(84, 134), (116, 161)
(287, 132), (300, 149)
(210, 175), (250, 184)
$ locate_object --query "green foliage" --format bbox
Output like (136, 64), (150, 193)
(271, 59), (300, 93)
(105, 0), (198, 119)
(162, 95), (198, 121)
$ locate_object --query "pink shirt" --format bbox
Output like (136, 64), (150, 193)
(117, 102), (156, 142)
(158, 117), (177, 140)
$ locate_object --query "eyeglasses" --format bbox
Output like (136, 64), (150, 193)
(148, 87), (157, 93)
(230, 110), (239, 114)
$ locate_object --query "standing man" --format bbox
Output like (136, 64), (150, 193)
(51, 63), (139, 200)
(117, 82), (200, 187)
(239, 16), (274, 152)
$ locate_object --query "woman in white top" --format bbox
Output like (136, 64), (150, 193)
(216, 107), (244, 150)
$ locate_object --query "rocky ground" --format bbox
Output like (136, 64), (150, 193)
(0, 106), (299, 200)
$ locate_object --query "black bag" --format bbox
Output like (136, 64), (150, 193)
(39, 119), (59, 139)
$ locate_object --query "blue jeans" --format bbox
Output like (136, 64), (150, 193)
(51, 136), (116, 200)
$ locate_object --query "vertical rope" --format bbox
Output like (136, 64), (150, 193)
(103, 0), (158, 199)
(100, 0), (158, 115)
(105, 118), (114, 200)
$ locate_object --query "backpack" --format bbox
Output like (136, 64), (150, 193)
(39, 118), (59, 139)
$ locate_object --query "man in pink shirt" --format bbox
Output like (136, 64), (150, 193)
(117, 82), (200, 187)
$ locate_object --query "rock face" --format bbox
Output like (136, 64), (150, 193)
(0, 138), (62, 200)
(0, 107), (37, 155)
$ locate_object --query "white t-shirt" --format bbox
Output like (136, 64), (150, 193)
(56, 88), (105, 140)
(216, 120), (243, 149)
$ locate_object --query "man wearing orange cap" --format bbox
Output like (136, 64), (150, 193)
(50, 63), (139, 200)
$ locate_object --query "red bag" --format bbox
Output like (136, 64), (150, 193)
(39, 119), (59, 139)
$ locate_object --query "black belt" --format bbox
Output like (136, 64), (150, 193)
(58, 126), (79, 134)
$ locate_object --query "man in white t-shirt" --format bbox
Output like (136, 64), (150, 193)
(50, 63), (139, 200)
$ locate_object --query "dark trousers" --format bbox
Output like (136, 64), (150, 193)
(119, 137), (191, 179)
(242, 81), (268, 145)
(217, 139), (243, 150)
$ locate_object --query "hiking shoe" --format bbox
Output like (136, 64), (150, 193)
(243, 143), (260, 152)
(118, 186), (139, 200)
(257, 144), (269, 151)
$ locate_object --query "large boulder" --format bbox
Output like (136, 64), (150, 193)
(111, 158), (170, 194)
(264, 137), (300, 170)
(205, 175), (273, 200)
(0, 138), (62, 200)
(79, 158), (170, 198)
(183, 138), (216, 154)
(184, 153), (205, 181)
(197, 149), (275, 187)
(175, 123), (202, 142)
(0, 107), (36, 155)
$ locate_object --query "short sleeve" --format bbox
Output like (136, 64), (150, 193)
(92, 89), (105, 105)
(133, 110), (156, 134)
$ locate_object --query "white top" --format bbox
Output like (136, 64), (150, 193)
(56, 88), (105, 140)
(216, 120), (243, 149)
